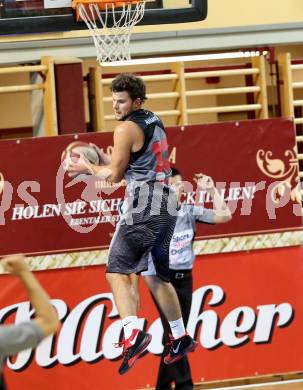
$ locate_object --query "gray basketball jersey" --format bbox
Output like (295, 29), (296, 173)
(123, 109), (171, 183)
(169, 204), (215, 270)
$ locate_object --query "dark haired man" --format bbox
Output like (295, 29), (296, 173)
(67, 73), (197, 375)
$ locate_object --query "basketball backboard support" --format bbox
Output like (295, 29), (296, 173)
(0, 0), (207, 36)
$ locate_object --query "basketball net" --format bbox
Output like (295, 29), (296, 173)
(72, 0), (146, 63)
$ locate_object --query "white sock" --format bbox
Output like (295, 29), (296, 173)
(122, 316), (138, 339)
(168, 318), (186, 339)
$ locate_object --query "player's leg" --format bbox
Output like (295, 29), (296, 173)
(170, 272), (194, 389)
(106, 272), (137, 318)
(106, 223), (153, 375)
(145, 275), (182, 321)
(144, 274), (196, 364)
(144, 256), (197, 364)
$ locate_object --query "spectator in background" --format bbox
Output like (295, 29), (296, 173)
(0, 255), (59, 390)
(142, 168), (232, 390)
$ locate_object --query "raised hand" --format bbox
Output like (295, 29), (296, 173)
(89, 143), (111, 165)
(194, 173), (215, 191)
(1, 254), (29, 276)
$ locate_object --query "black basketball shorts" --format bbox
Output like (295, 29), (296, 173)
(106, 181), (177, 282)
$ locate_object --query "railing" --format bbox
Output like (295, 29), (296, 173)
(0, 57), (57, 136)
(278, 53), (303, 201)
(89, 55), (269, 132)
(278, 54), (303, 125)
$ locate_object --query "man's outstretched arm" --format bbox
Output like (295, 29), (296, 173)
(1, 255), (59, 338)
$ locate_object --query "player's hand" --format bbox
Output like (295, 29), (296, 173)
(89, 143), (111, 166)
(1, 254), (29, 276)
(194, 173), (215, 190)
(64, 151), (93, 176)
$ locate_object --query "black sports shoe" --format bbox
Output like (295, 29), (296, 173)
(164, 333), (197, 365)
(116, 329), (152, 375)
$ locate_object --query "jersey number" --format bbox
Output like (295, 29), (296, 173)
(151, 139), (170, 173)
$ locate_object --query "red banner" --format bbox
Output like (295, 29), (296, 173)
(1, 246), (302, 389)
(0, 118), (301, 256)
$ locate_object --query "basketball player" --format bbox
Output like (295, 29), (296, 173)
(66, 73), (197, 375)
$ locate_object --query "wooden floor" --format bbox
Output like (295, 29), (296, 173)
(194, 379), (303, 390)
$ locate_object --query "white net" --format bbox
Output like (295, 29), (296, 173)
(76, 1), (146, 63)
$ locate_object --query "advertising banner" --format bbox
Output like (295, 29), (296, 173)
(1, 246), (302, 389)
(0, 118), (301, 256)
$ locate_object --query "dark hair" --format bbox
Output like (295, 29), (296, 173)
(111, 73), (147, 102)
(171, 167), (181, 177)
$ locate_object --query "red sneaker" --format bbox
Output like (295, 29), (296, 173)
(116, 329), (152, 375)
(164, 333), (197, 365)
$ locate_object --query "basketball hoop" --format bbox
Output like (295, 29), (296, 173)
(72, 0), (147, 63)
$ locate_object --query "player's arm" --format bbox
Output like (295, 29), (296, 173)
(67, 123), (136, 183)
(194, 174), (232, 224)
(1, 255), (59, 338)
(93, 123), (134, 182)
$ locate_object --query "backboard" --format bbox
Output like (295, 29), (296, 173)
(0, 0), (207, 36)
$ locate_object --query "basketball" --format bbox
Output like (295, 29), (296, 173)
(62, 141), (108, 176)
(69, 142), (101, 165)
